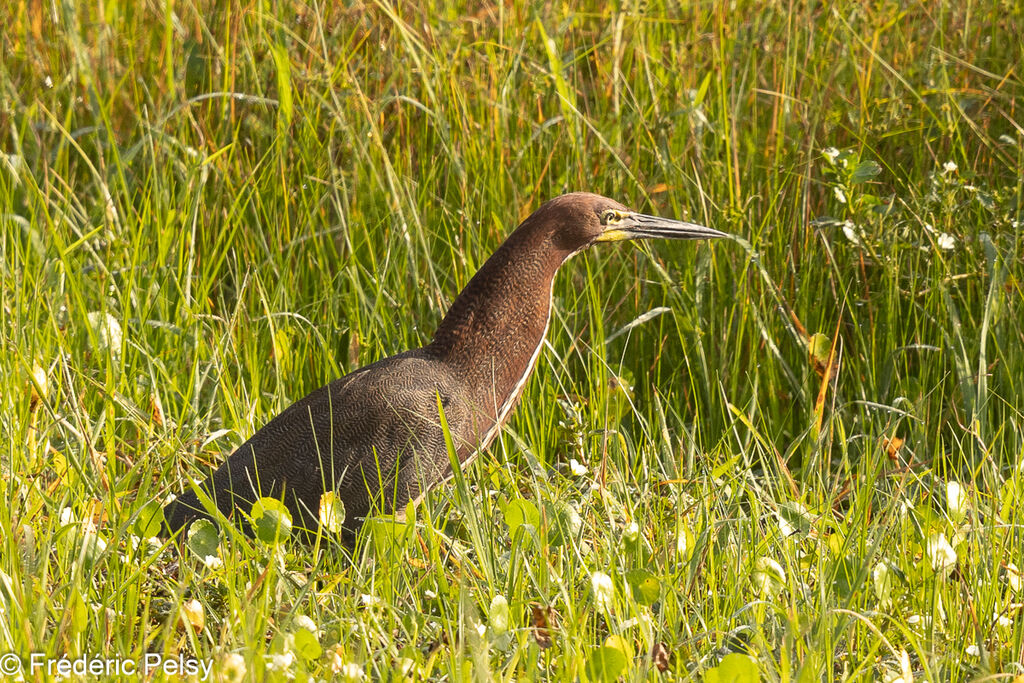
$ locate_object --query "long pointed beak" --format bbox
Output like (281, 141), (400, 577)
(596, 212), (729, 242)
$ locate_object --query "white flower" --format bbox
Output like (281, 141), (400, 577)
(338, 662), (364, 681)
(833, 186), (847, 204)
(946, 480), (968, 521)
(266, 652), (295, 672)
(221, 653), (246, 682)
(202, 554), (223, 570)
(943, 160), (958, 173)
(842, 221), (861, 245)
(569, 458), (587, 476)
(591, 571), (615, 612)
(994, 611), (1012, 628)
(966, 644), (980, 656)
(823, 147), (840, 163)
(908, 613), (933, 630)
(293, 614), (319, 634)
(676, 526), (689, 556)
(359, 593), (381, 607)
(624, 521), (639, 542)
(777, 515), (796, 538)
(926, 533), (957, 573)
(936, 233), (956, 250)
(60, 507), (75, 525)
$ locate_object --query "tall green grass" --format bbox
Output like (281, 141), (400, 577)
(2, 1), (1022, 680)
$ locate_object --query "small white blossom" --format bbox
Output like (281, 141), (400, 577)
(676, 526), (689, 556)
(624, 521), (639, 542)
(946, 480), (968, 521)
(842, 221), (861, 246)
(943, 161), (958, 173)
(823, 147), (840, 163)
(926, 533), (957, 573)
(60, 507), (75, 525)
(777, 515), (796, 538)
(221, 653), (246, 682)
(966, 644), (980, 657)
(908, 613), (933, 630)
(833, 186), (847, 204)
(293, 614), (319, 634)
(994, 612), (1012, 628)
(337, 662), (364, 681)
(359, 593), (381, 607)
(569, 458), (587, 476)
(936, 233), (956, 250)
(591, 571), (615, 612)
(266, 652), (295, 672)
(202, 554), (223, 570)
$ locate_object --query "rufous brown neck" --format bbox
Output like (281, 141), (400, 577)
(427, 211), (579, 430)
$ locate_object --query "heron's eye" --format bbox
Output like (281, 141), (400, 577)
(601, 209), (621, 224)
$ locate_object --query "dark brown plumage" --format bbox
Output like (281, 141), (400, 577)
(163, 193), (726, 543)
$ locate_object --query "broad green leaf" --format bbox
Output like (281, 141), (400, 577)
(366, 516), (412, 557)
(705, 653), (759, 683)
(850, 160), (881, 183)
(133, 499), (165, 538)
(251, 498), (292, 544)
(544, 501), (581, 547)
(503, 498), (540, 534)
(830, 555), (860, 599)
(186, 519), (220, 558)
(291, 628), (322, 661)
(625, 568), (661, 605)
(585, 635), (630, 682)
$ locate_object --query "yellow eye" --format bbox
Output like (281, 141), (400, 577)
(601, 209), (621, 224)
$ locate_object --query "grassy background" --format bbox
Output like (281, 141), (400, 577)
(2, 0), (1022, 680)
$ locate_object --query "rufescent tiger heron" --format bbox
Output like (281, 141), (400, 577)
(163, 193), (727, 543)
